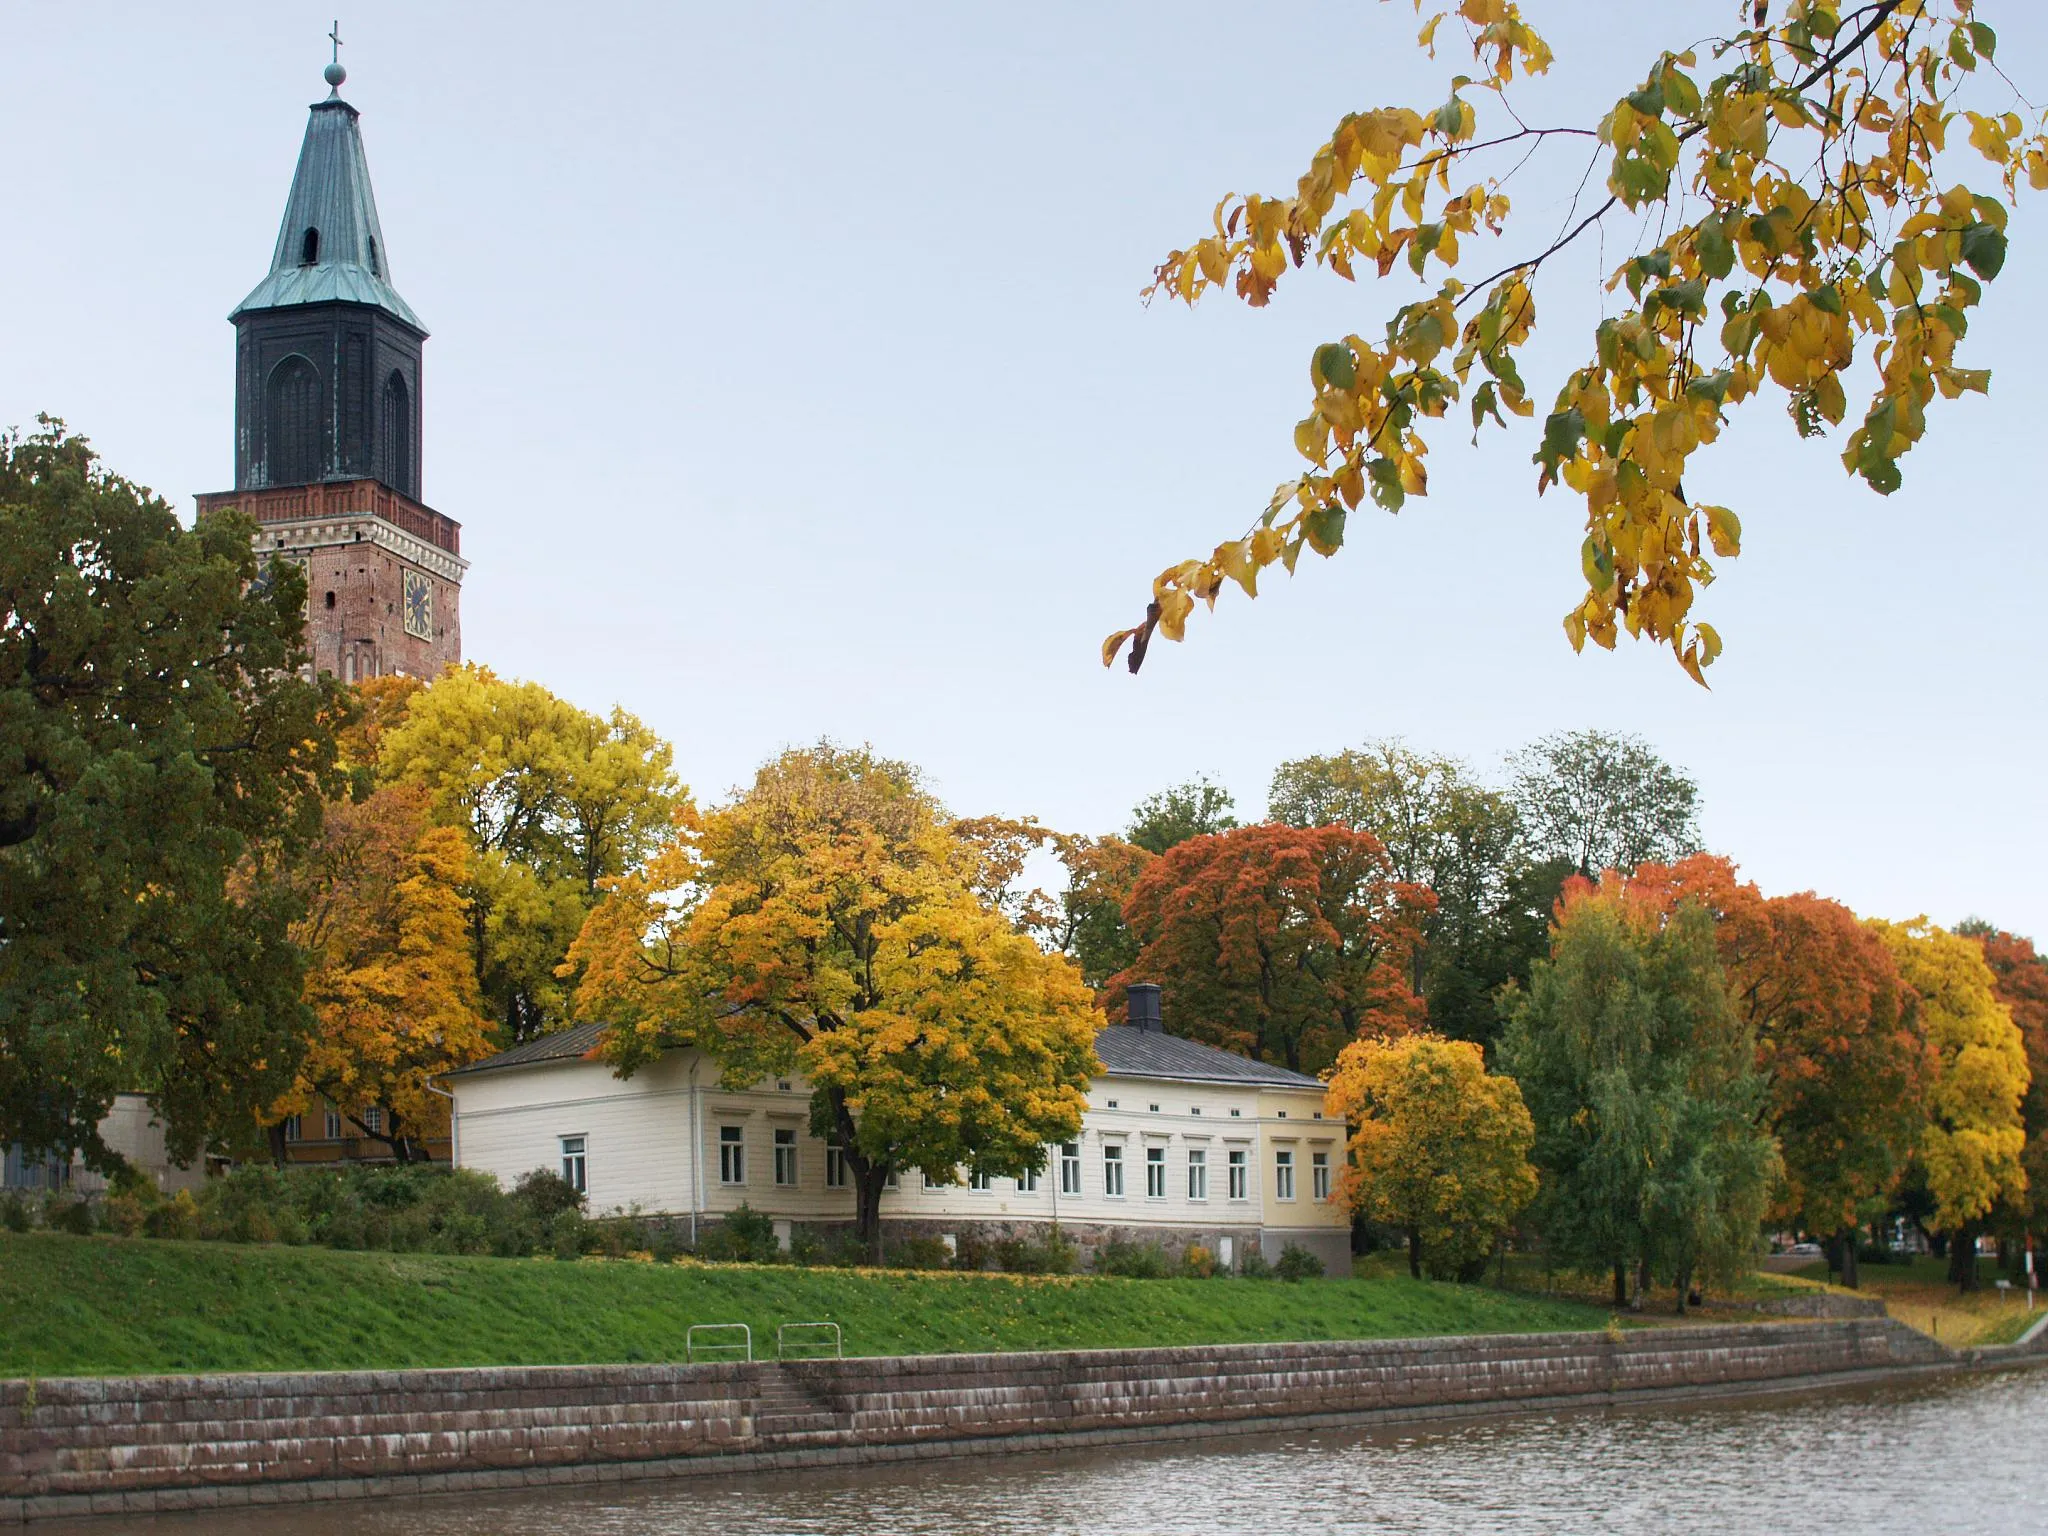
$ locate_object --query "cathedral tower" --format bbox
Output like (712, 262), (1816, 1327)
(198, 48), (464, 682)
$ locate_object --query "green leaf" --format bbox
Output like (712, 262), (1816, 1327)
(1625, 82), (1665, 118)
(1314, 343), (1357, 390)
(1809, 283), (1841, 314)
(1304, 504), (1350, 551)
(1960, 224), (2006, 280)
(1366, 457), (1405, 513)
(1969, 21), (1997, 59)
(1696, 218), (1734, 281)
(1537, 407), (1587, 470)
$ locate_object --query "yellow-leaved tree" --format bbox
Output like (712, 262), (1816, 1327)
(1870, 916), (2029, 1290)
(570, 744), (1101, 1261)
(1324, 1032), (1538, 1279)
(378, 664), (682, 1042)
(1108, 1), (2042, 683)
(274, 783), (491, 1162)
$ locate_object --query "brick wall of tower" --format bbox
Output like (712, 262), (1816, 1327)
(301, 541), (460, 682)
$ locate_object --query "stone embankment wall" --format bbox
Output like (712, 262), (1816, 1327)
(0, 1317), (2029, 1525)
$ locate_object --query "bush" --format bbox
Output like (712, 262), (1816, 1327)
(45, 1195), (94, 1236)
(1180, 1243), (1217, 1279)
(0, 1192), (32, 1233)
(101, 1191), (154, 1238)
(649, 1226), (684, 1264)
(1096, 1239), (1171, 1279)
(1276, 1243), (1326, 1282)
(144, 1189), (200, 1240)
(1238, 1243), (1272, 1279)
(885, 1235), (953, 1271)
(995, 1231), (1078, 1275)
(952, 1231), (992, 1271)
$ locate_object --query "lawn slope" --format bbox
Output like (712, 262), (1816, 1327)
(0, 1233), (1609, 1378)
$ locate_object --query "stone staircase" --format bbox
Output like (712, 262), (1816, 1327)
(747, 1364), (850, 1445)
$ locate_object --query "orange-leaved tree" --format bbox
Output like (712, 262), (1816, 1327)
(570, 745), (1100, 1260)
(1869, 917), (2029, 1290)
(274, 782), (490, 1162)
(1107, 1), (2043, 683)
(1325, 1032), (1537, 1278)
(1109, 823), (1433, 1074)
(1627, 855), (1930, 1286)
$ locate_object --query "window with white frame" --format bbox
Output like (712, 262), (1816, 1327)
(969, 1169), (993, 1192)
(324, 1105), (342, 1140)
(1145, 1145), (1166, 1199)
(560, 1135), (587, 1193)
(1017, 1163), (1040, 1194)
(1103, 1143), (1125, 1197)
(719, 1125), (746, 1185)
(282, 1115), (301, 1143)
(1312, 1149), (1332, 1200)
(362, 1106), (384, 1135)
(1187, 1148), (1208, 1201)
(774, 1127), (798, 1187)
(1060, 1141), (1082, 1195)
(826, 1142), (848, 1188)
(1275, 1148), (1296, 1200)
(1227, 1147), (1248, 1200)
(884, 1167), (899, 1190)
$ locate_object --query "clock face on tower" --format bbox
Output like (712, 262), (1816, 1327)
(402, 570), (433, 641)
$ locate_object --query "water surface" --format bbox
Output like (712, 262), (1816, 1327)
(63, 1367), (2048, 1535)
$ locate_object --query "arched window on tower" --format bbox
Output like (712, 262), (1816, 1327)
(301, 227), (320, 265)
(368, 236), (379, 276)
(380, 370), (413, 497)
(264, 355), (324, 486)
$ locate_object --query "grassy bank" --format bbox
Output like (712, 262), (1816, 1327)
(0, 1232), (1611, 1379)
(1791, 1256), (2044, 1347)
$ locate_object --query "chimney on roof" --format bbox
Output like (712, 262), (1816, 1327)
(1128, 982), (1164, 1034)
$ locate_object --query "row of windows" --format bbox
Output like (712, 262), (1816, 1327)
(281, 1105), (385, 1142)
(1100, 1098), (1325, 1122)
(564, 1131), (1332, 1204)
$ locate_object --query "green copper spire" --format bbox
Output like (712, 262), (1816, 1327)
(230, 44), (425, 333)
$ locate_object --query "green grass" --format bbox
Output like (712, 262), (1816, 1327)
(0, 1232), (1611, 1379)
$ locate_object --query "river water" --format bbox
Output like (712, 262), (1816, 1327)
(62, 1368), (2048, 1535)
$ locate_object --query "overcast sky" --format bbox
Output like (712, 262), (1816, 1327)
(4, 2), (2044, 938)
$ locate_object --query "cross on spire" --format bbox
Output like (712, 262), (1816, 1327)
(323, 20), (348, 94)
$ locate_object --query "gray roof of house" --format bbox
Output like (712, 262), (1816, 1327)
(1092, 1026), (1322, 1089)
(447, 1021), (609, 1077)
(449, 1020), (1322, 1092)
(232, 92), (425, 332)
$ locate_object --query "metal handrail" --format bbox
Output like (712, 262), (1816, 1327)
(776, 1321), (843, 1360)
(685, 1323), (752, 1363)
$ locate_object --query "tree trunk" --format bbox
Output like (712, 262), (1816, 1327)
(1636, 1256), (1651, 1309)
(266, 1121), (289, 1168)
(1950, 1225), (1979, 1292)
(1838, 1230), (1860, 1291)
(856, 1168), (888, 1265)
(1674, 1264), (1691, 1316)
(1613, 1261), (1628, 1309)
(1407, 1224), (1422, 1279)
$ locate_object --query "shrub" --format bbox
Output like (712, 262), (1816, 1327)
(1180, 1243), (1217, 1279)
(649, 1225), (684, 1264)
(144, 1189), (200, 1240)
(885, 1235), (953, 1271)
(994, 1230), (1078, 1275)
(511, 1168), (585, 1221)
(788, 1229), (825, 1267)
(1276, 1243), (1326, 1282)
(1238, 1243), (1272, 1279)
(0, 1193), (32, 1233)
(952, 1231), (992, 1271)
(722, 1203), (778, 1263)
(45, 1195), (94, 1236)
(101, 1191), (153, 1238)
(1096, 1239), (1171, 1279)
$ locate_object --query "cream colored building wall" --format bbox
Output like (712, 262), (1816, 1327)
(451, 1049), (1348, 1242)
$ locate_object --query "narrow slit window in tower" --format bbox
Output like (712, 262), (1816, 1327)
(301, 227), (320, 265)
